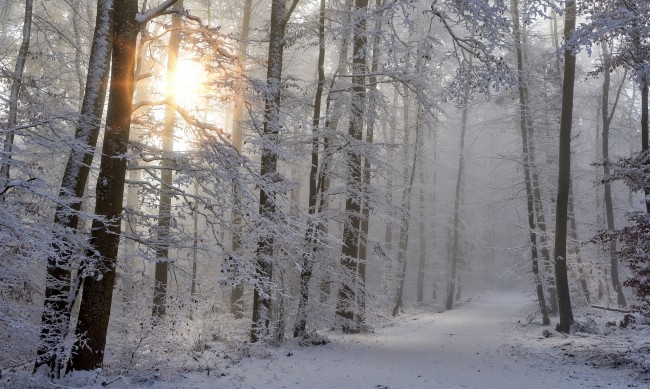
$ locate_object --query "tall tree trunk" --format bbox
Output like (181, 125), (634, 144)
(532, 168), (557, 315)
(356, 0), (384, 327)
(553, 0), (576, 333)
(0, 0), (32, 187)
(316, 0), (354, 303)
(392, 108), (421, 316)
(642, 83), (649, 213)
(152, 0), (183, 320)
(35, 0), (113, 376)
(68, 0), (142, 371)
(336, 0), (368, 332)
(445, 95), (468, 311)
(511, 0), (549, 324)
(230, 0), (253, 319)
(416, 150), (426, 303)
(250, 0), (299, 342)
(383, 87), (398, 297)
(601, 43), (627, 308)
(191, 182), (199, 297)
(294, 0), (326, 339)
(430, 118), (438, 301)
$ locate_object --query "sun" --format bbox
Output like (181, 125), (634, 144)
(169, 59), (206, 108)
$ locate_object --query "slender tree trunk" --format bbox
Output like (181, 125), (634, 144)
(191, 182), (199, 297)
(68, 0), (142, 371)
(568, 177), (590, 304)
(356, 0), (384, 327)
(0, 0), (32, 187)
(251, 0), (299, 342)
(230, 0), (253, 319)
(532, 169), (557, 315)
(430, 120), (438, 301)
(316, 0), (354, 303)
(511, 0), (550, 324)
(35, 0), (113, 376)
(152, 0), (183, 320)
(445, 96), (468, 311)
(383, 87), (398, 297)
(336, 0), (368, 332)
(553, 0), (576, 333)
(392, 110), (421, 316)
(416, 152), (426, 303)
(294, 0), (326, 338)
(601, 43), (627, 307)
(642, 83), (649, 212)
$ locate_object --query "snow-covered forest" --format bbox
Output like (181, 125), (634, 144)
(1, 0), (649, 387)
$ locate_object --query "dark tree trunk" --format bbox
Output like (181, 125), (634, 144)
(642, 83), (649, 213)
(294, 0), (326, 339)
(251, 0), (299, 342)
(553, 0), (577, 333)
(336, 0), (368, 332)
(511, 0), (550, 324)
(35, 0), (113, 376)
(68, 0), (141, 371)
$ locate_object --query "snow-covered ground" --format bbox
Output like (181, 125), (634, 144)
(6, 290), (648, 388)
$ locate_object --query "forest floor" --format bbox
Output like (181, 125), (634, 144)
(6, 290), (650, 388)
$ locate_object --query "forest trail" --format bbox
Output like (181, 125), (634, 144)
(140, 291), (638, 388)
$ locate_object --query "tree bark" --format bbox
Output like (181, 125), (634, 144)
(294, 0), (326, 339)
(251, 0), (299, 342)
(68, 0), (141, 371)
(35, 0), (113, 376)
(229, 0), (253, 319)
(553, 0), (576, 333)
(511, 0), (549, 324)
(642, 83), (649, 213)
(336, 0), (368, 332)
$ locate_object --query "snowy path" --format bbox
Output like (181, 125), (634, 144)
(150, 291), (638, 388)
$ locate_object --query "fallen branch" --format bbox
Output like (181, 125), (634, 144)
(591, 305), (631, 314)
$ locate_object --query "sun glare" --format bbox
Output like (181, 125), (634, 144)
(170, 59), (206, 108)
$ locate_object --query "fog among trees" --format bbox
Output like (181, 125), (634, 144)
(1, 0), (649, 387)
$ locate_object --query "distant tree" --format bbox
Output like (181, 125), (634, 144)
(600, 151), (650, 315)
(573, 0), (650, 210)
